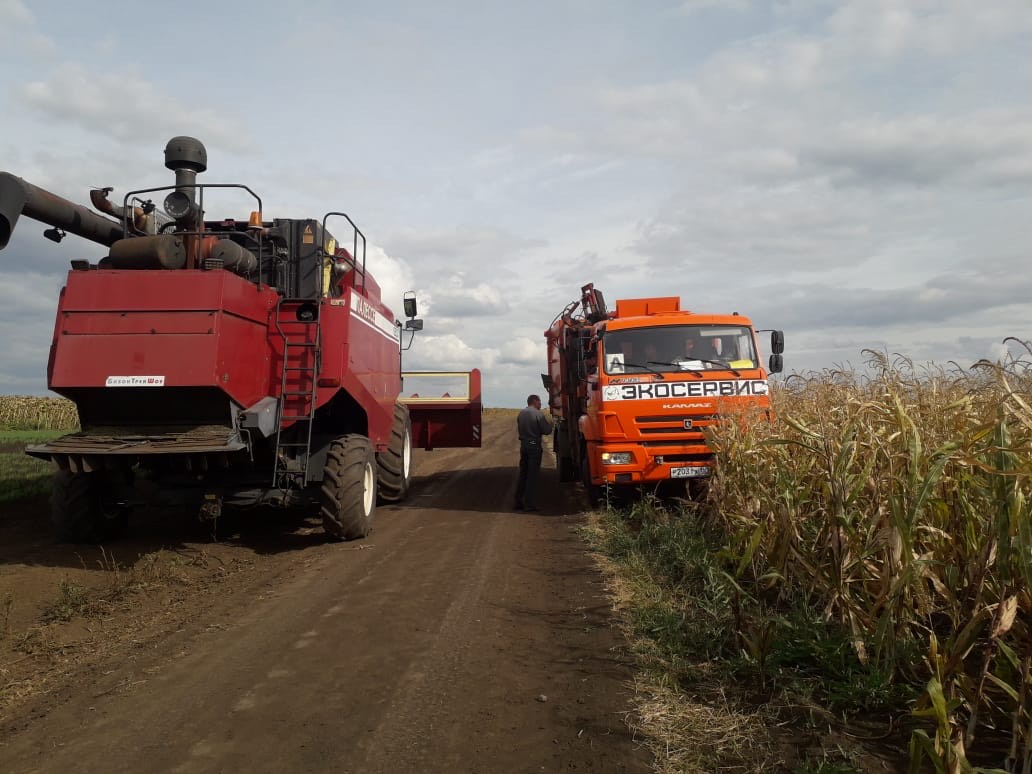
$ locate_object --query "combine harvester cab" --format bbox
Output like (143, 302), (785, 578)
(0, 137), (481, 542)
(544, 283), (784, 504)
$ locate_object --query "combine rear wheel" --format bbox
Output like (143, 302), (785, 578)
(376, 403), (413, 503)
(51, 470), (128, 543)
(320, 435), (377, 540)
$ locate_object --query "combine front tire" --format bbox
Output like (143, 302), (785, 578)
(377, 403), (413, 503)
(51, 470), (128, 543)
(320, 435), (377, 540)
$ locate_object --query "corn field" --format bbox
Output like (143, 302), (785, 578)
(0, 396), (79, 431)
(707, 344), (1032, 772)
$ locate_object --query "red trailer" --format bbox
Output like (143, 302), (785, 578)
(0, 137), (481, 541)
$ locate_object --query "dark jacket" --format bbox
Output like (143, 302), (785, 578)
(517, 407), (553, 447)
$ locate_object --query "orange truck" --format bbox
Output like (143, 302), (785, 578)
(543, 283), (784, 503)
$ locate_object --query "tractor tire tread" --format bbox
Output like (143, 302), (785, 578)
(376, 403), (412, 504)
(320, 435), (376, 540)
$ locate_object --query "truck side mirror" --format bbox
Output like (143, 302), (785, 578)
(403, 291), (418, 319)
(768, 353), (783, 374)
(405, 318), (423, 331)
(771, 330), (784, 354)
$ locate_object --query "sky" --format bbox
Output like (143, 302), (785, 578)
(1, 0), (1030, 407)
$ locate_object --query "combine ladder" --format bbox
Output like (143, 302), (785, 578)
(272, 299), (323, 489)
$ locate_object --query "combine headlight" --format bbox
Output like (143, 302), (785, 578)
(601, 451), (633, 465)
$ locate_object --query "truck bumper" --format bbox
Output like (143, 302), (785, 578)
(593, 443), (713, 484)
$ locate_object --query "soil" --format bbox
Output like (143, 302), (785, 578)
(0, 412), (651, 773)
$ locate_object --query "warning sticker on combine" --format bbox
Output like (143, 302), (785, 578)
(105, 375), (166, 387)
(302, 224), (315, 244)
(602, 379), (768, 401)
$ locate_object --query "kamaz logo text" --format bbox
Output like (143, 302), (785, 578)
(603, 380), (768, 401)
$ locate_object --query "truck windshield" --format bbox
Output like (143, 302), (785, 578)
(602, 325), (759, 375)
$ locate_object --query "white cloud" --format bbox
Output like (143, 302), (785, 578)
(365, 244), (417, 317)
(0, 0), (31, 24)
(19, 64), (255, 152)
(803, 110), (1032, 187)
(498, 337), (544, 367)
(383, 225), (545, 273)
(826, 0), (1032, 59)
(675, 0), (752, 15)
(431, 278), (509, 318)
(405, 334), (495, 372)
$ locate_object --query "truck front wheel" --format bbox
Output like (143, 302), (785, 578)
(376, 403), (413, 503)
(320, 435), (377, 540)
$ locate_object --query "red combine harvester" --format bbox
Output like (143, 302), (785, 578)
(0, 137), (481, 542)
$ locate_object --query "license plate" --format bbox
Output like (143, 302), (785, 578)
(670, 466), (710, 479)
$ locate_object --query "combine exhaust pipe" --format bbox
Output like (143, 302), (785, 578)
(0, 173), (123, 251)
(163, 136), (207, 227)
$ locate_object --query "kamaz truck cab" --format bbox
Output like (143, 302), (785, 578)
(545, 284), (783, 503)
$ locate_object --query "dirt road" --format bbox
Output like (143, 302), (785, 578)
(0, 413), (650, 773)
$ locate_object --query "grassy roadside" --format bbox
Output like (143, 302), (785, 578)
(0, 430), (63, 504)
(0, 394), (77, 505)
(585, 501), (895, 773)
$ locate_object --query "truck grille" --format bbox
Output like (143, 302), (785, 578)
(635, 414), (717, 423)
(659, 453), (714, 463)
(634, 414), (716, 437)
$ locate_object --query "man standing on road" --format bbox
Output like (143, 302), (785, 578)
(514, 394), (553, 512)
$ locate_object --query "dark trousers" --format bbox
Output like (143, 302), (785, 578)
(515, 442), (543, 508)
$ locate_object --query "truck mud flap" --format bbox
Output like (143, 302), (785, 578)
(400, 369), (483, 450)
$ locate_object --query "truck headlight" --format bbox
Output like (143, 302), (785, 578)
(601, 452), (633, 465)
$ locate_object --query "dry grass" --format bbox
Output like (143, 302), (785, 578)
(583, 510), (782, 773)
(635, 683), (783, 773)
(482, 407), (519, 418)
(0, 396), (79, 431)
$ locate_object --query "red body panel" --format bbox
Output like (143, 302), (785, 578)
(48, 270), (400, 446)
(270, 289), (401, 450)
(51, 270), (276, 409)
